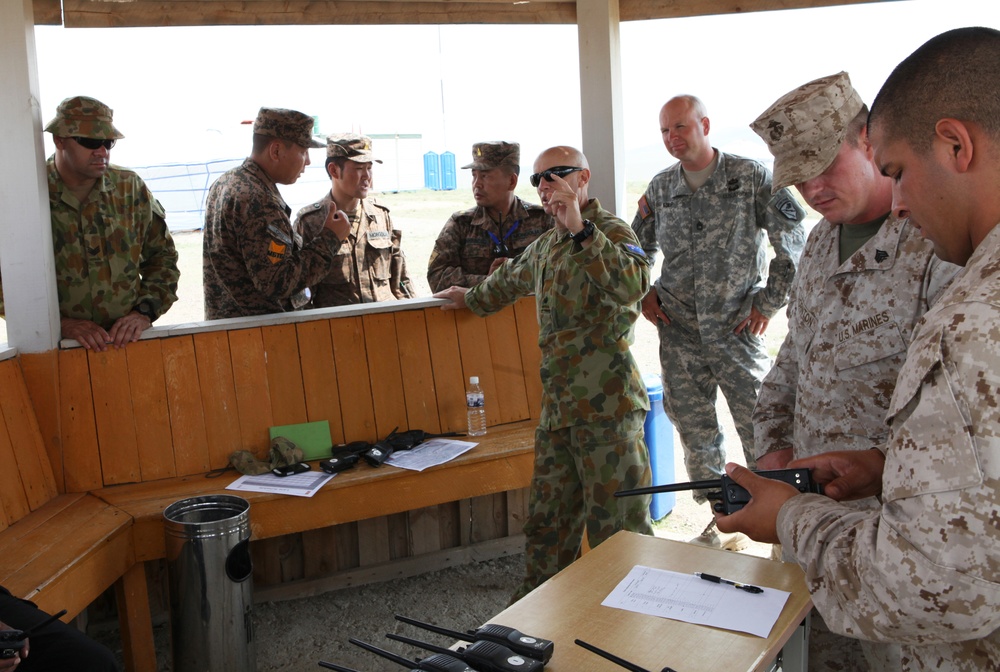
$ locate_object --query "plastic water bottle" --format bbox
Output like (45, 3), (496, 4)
(466, 376), (487, 436)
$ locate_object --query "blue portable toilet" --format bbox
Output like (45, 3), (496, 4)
(643, 373), (675, 520)
(440, 151), (457, 191)
(423, 151), (441, 190)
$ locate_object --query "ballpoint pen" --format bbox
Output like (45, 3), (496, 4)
(695, 572), (764, 594)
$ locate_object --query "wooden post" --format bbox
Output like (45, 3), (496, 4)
(0, 0), (59, 352)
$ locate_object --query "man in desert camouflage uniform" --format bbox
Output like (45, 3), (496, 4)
(718, 27), (1000, 670)
(751, 72), (958, 672)
(435, 146), (654, 602)
(427, 141), (551, 292)
(632, 95), (805, 548)
(203, 108), (351, 319)
(294, 134), (414, 306)
(0, 95), (179, 352)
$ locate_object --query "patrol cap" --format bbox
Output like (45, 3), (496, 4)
(462, 141), (520, 170)
(750, 72), (865, 192)
(327, 133), (383, 164)
(253, 107), (324, 149)
(44, 96), (124, 139)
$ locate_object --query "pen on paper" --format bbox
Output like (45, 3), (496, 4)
(695, 572), (764, 594)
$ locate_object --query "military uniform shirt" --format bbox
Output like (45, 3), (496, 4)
(294, 192), (414, 306)
(465, 199), (650, 430)
(778, 222), (1000, 670)
(754, 215), (958, 462)
(0, 158), (179, 330)
(427, 196), (552, 292)
(203, 158), (340, 319)
(632, 151), (806, 341)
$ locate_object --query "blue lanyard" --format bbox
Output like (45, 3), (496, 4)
(485, 219), (521, 246)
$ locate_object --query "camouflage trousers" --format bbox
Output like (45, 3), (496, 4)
(657, 321), (770, 503)
(511, 410), (654, 603)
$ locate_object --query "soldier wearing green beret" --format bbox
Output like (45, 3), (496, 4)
(0, 95), (180, 351)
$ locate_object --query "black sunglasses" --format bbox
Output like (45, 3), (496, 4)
(529, 166), (583, 188)
(71, 137), (116, 151)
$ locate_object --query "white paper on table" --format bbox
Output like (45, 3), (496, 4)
(226, 470), (335, 497)
(602, 565), (790, 638)
(384, 438), (478, 471)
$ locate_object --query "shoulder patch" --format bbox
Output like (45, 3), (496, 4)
(637, 194), (652, 220)
(625, 243), (646, 257)
(267, 239), (287, 264)
(775, 198), (801, 220)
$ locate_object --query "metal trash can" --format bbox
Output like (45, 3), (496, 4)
(163, 495), (255, 671)
(643, 373), (676, 520)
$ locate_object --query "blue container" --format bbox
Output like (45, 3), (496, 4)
(643, 373), (675, 520)
(423, 151), (441, 190)
(440, 151), (457, 190)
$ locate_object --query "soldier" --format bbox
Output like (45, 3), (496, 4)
(293, 134), (414, 306)
(0, 95), (180, 352)
(426, 141), (551, 292)
(750, 72), (958, 671)
(718, 27), (1000, 669)
(202, 107), (351, 319)
(435, 146), (654, 603)
(632, 95), (806, 549)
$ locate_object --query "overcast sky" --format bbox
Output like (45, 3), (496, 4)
(31, 0), (1000, 182)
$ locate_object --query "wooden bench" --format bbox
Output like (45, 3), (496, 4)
(8, 296), (542, 670)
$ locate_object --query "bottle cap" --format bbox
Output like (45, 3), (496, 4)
(470, 376), (479, 384)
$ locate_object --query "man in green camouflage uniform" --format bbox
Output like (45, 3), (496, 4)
(632, 95), (806, 548)
(203, 108), (351, 319)
(427, 141), (552, 292)
(436, 146), (654, 602)
(294, 134), (414, 306)
(0, 95), (180, 351)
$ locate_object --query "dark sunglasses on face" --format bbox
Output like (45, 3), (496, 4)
(529, 166), (583, 188)
(71, 137), (116, 151)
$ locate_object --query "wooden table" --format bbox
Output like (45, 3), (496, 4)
(490, 531), (812, 672)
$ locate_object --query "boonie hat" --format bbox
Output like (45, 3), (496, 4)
(462, 141), (520, 170)
(750, 72), (864, 193)
(327, 133), (382, 164)
(253, 107), (324, 149)
(44, 96), (124, 140)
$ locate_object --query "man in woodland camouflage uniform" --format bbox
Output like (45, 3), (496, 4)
(435, 146), (654, 602)
(203, 107), (351, 319)
(632, 94), (805, 548)
(718, 27), (1000, 670)
(751, 72), (958, 672)
(427, 141), (551, 291)
(294, 134), (414, 306)
(0, 95), (179, 351)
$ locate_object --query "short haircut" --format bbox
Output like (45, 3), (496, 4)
(869, 27), (1000, 152)
(252, 133), (291, 155)
(325, 156), (349, 174)
(671, 94), (708, 120)
(843, 104), (870, 148)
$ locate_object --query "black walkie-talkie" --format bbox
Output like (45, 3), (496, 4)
(395, 614), (554, 663)
(575, 638), (678, 672)
(386, 632), (545, 672)
(348, 637), (474, 672)
(0, 609), (68, 659)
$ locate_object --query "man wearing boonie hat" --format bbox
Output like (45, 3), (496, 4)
(203, 107), (352, 319)
(0, 95), (180, 352)
(749, 72), (958, 672)
(293, 134), (414, 306)
(426, 141), (551, 292)
(631, 95), (806, 551)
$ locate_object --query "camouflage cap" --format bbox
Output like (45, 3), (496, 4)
(750, 72), (865, 193)
(44, 95), (124, 140)
(253, 107), (324, 149)
(462, 141), (520, 170)
(327, 133), (383, 164)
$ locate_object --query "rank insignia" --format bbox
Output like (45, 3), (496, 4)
(727, 178), (740, 191)
(875, 249), (888, 263)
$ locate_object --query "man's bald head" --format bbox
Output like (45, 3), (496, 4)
(533, 146), (589, 173)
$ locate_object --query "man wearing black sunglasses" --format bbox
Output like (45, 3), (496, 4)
(435, 145), (654, 603)
(0, 96), (180, 351)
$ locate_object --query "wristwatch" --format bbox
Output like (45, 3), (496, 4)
(569, 219), (595, 244)
(132, 301), (156, 322)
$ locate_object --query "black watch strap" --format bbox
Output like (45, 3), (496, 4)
(133, 301), (156, 322)
(570, 219), (595, 244)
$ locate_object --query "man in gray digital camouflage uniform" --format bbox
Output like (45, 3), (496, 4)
(718, 27), (1000, 670)
(294, 134), (414, 306)
(427, 141), (551, 292)
(203, 108), (351, 319)
(632, 95), (806, 548)
(435, 146), (654, 602)
(751, 72), (958, 672)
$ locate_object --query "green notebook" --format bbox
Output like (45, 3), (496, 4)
(268, 420), (333, 460)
